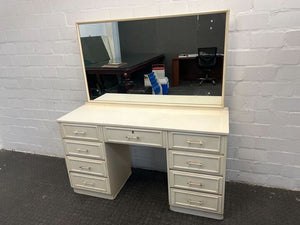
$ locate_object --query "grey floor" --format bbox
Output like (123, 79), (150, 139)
(168, 80), (222, 96)
(0, 149), (299, 225)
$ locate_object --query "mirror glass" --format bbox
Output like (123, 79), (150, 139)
(77, 11), (228, 106)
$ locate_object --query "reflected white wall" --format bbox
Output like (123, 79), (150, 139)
(79, 22), (122, 62)
(79, 23), (106, 37)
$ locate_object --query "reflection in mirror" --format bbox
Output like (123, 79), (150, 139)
(78, 12), (227, 101)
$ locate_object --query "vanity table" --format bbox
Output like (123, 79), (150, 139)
(57, 94), (229, 220)
(58, 9), (230, 220)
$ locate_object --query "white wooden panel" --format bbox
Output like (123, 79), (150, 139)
(69, 172), (110, 194)
(170, 188), (222, 213)
(168, 150), (224, 175)
(96, 93), (222, 107)
(66, 156), (107, 177)
(104, 127), (164, 147)
(168, 132), (222, 154)
(61, 123), (103, 141)
(63, 139), (105, 159)
(169, 170), (223, 194)
(57, 103), (229, 135)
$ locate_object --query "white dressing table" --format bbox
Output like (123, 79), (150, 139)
(57, 94), (229, 220)
(61, 8), (230, 220)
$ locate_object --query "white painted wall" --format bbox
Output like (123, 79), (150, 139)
(0, 0), (299, 190)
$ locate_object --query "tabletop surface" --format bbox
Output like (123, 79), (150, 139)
(58, 99), (229, 135)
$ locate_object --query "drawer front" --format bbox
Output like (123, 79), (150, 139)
(168, 132), (222, 154)
(104, 127), (164, 147)
(170, 188), (222, 213)
(69, 172), (110, 194)
(66, 156), (107, 177)
(61, 123), (102, 141)
(169, 170), (223, 194)
(168, 150), (224, 175)
(63, 140), (105, 159)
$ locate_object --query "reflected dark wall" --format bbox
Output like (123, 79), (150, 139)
(118, 20), (158, 55)
(118, 13), (226, 81)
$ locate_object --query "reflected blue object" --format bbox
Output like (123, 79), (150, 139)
(161, 83), (168, 95)
(147, 72), (161, 95)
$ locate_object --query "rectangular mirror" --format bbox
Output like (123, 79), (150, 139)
(77, 10), (229, 107)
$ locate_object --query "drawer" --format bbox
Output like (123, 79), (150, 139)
(168, 150), (224, 175)
(168, 132), (223, 154)
(63, 139), (105, 159)
(169, 170), (223, 194)
(104, 127), (164, 147)
(66, 156), (107, 177)
(170, 188), (222, 213)
(69, 172), (110, 194)
(61, 123), (103, 141)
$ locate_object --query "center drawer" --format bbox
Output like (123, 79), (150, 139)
(69, 172), (110, 194)
(66, 156), (107, 177)
(104, 127), (164, 147)
(168, 150), (224, 175)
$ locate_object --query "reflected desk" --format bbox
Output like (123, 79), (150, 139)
(57, 94), (229, 220)
(172, 55), (224, 86)
(85, 54), (164, 95)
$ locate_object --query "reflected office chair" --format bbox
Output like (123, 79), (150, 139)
(198, 47), (217, 85)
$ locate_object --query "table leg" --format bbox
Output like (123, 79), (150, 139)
(123, 72), (131, 91)
(172, 58), (179, 86)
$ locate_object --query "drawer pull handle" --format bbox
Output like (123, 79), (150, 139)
(186, 140), (203, 145)
(187, 161), (203, 167)
(76, 148), (89, 153)
(187, 181), (203, 187)
(79, 166), (91, 170)
(125, 136), (140, 140)
(83, 180), (94, 186)
(187, 199), (203, 205)
(73, 130), (86, 135)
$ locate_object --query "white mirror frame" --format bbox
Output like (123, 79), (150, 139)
(76, 9), (230, 108)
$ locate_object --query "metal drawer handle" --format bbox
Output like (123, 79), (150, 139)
(187, 161), (203, 167)
(83, 180), (94, 186)
(125, 136), (140, 140)
(76, 148), (89, 153)
(187, 199), (203, 205)
(187, 181), (203, 187)
(79, 166), (91, 170)
(73, 130), (86, 135)
(186, 140), (203, 145)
